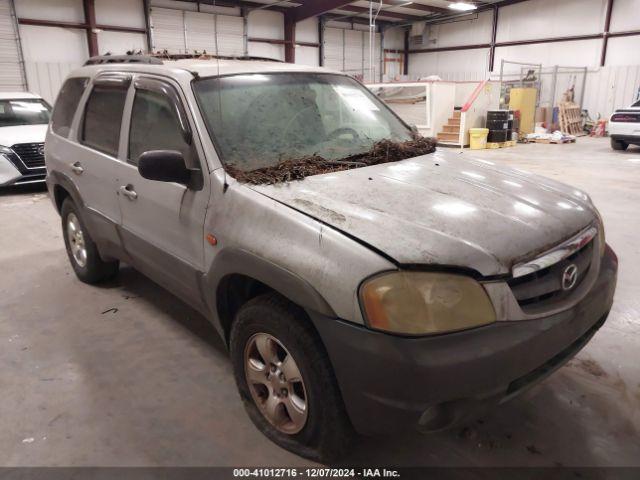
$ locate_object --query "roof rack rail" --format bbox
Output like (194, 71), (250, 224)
(84, 52), (285, 67)
(84, 55), (163, 66)
(151, 52), (284, 63)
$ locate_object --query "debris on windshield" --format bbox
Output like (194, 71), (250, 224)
(226, 135), (437, 185)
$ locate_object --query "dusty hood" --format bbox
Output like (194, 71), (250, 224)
(0, 124), (47, 147)
(251, 150), (597, 276)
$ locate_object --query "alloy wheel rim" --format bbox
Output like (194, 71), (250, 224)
(66, 213), (87, 268)
(244, 333), (308, 434)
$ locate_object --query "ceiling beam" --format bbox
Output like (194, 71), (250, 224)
(290, 0), (357, 22)
(337, 4), (423, 20)
(380, 0), (449, 15)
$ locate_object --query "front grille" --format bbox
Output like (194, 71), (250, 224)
(508, 239), (594, 312)
(11, 142), (45, 169)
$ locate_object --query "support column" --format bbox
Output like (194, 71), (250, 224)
(403, 27), (409, 76)
(600, 0), (614, 66)
(143, 0), (152, 53)
(83, 0), (98, 57)
(318, 15), (325, 66)
(489, 4), (499, 72)
(284, 12), (295, 63)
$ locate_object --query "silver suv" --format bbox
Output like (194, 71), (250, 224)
(46, 56), (618, 462)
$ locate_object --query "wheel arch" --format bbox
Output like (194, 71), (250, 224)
(49, 171), (85, 213)
(204, 248), (337, 345)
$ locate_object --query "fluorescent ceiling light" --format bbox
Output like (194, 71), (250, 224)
(448, 2), (478, 11)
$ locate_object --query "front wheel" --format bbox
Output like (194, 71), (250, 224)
(611, 138), (628, 150)
(230, 293), (354, 463)
(61, 198), (119, 284)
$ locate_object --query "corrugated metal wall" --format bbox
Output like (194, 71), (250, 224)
(323, 27), (381, 82)
(583, 65), (640, 119)
(0, 0), (26, 91)
(150, 7), (244, 56)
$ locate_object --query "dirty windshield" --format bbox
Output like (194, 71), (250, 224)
(193, 73), (425, 180)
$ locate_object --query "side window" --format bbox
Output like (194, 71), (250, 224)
(81, 84), (128, 157)
(51, 77), (88, 137)
(128, 88), (194, 166)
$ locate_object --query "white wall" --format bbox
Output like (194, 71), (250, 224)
(605, 36), (640, 66)
(583, 65), (640, 118)
(427, 10), (492, 48)
(496, 0), (606, 42)
(407, 0), (640, 77)
(403, 0), (640, 117)
(247, 9), (283, 60)
(295, 17), (318, 66)
(15, 0), (84, 23)
(609, 0), (640, 31)
(493, 39), (602, 71)
(248, 9), (281, 39)
(96, 0), (145, 28)
(98, 31), (146, 55)
(410, 49), (490, 79)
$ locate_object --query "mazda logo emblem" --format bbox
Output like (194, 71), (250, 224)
(37, 145), (45, 156)
(562, 264), (579, 291)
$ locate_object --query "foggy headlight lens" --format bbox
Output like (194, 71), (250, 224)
(360, 272), (496, 335)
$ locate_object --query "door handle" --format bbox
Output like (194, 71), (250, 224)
(119, 184), (138, 201)
(71, 162), (84, 175)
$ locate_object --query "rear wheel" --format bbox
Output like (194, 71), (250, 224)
(230, 293), (354, 463)
(611, 138), (628, 150)
(61, 198), (119, 283)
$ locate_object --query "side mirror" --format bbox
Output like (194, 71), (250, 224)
(138, 150), (191, 184)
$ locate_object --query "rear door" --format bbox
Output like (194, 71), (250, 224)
(55, 74), (129, 253)
(115, 75), (209, 309)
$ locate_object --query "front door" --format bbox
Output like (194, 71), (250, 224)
(115, 76), (209, 309)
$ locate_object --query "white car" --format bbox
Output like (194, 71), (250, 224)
(0, 92), (51, 186)
(609, 99), (640, 150)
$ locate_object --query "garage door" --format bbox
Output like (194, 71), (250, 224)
(151, 7), (244, 56)
(323, 28), (344, 72)
(0, 0), (26, 91)
(323, 27), (381, 82)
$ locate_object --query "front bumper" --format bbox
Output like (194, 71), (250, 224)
(310, 245), (618, 435)
(0, 153), (46, 186)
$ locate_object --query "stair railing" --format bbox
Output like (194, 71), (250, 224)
(459, 79), (490, 148)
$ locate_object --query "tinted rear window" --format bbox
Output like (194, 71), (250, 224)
(81, 84), (127, 157)
(51, 77), (88, 137)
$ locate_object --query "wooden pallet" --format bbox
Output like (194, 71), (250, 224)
(528, 137), (576, 144)
(486, 140), (516, 149)
(559, 102), (583, 135)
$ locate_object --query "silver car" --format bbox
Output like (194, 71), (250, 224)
(45, 56), (618, 462)
(0, 92), (50, 186)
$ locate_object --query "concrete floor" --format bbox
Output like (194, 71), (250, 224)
(1, 136), (639, 467)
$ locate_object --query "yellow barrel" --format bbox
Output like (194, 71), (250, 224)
(469, 128), (489, 150)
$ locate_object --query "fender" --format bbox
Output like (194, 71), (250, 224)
(47, 170), (85, 214)
(201, 247), (337, 337)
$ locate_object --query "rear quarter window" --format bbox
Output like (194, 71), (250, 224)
(51, 77), (89, 137)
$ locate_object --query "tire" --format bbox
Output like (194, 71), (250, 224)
(230, 293), (354, 463)
(611, 138), (628, 151)
(61, 198), (119, 284)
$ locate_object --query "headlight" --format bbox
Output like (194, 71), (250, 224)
(0, 145), (12, 155)
(360, 271), (496, 335)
